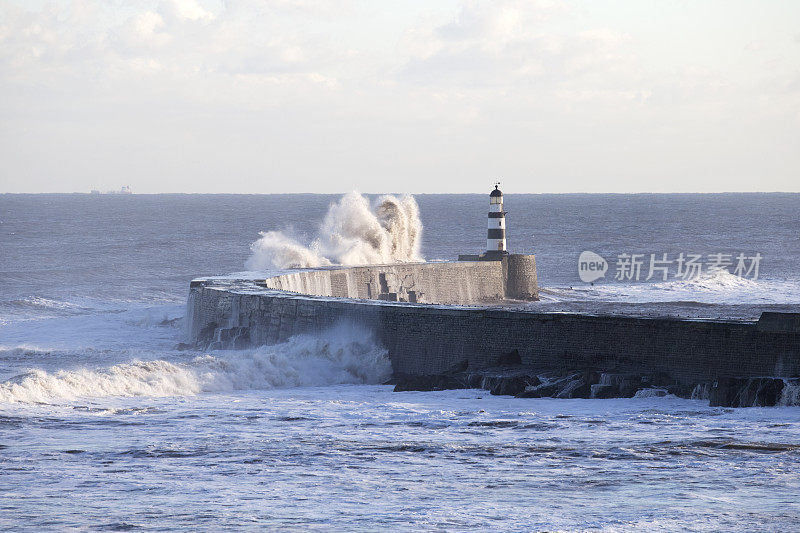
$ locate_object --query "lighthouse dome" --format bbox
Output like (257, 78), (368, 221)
(490, 186), (503, 197)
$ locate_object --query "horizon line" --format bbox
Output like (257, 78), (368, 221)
(3, 190), (800, 196)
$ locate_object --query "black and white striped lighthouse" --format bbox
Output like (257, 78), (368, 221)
(486, 183), (508, 257)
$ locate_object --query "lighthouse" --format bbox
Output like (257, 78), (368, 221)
(486, 184), (508, 257)
(454, 183), (538, 299)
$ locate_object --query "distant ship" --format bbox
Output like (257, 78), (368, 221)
(90, 186), (132, 194)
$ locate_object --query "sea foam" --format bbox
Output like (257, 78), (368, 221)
(545, 268), (798, 306)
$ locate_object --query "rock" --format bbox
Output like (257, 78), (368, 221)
(690, 383), (711, 400)
(666, 383), (694, 398)
(710, 377), (785, 407)
(591, 373), (644, 398)
(392, 366), (788, 408)
(616, 377), (642, 398)
(517, 374), (576, 398)
(710, 378), (742, 407)
(394, 367), (545, 396)
(590, 384), (617, 399)
(487, 376), (536, 396)
(393, 374), (466, 392)
(556, 373), (593, 399)
(465, 373), (485, 389)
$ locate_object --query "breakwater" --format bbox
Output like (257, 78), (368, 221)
(187, 262), (800, 407)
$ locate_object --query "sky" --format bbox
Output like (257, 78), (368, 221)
(0, 0), (798, 194)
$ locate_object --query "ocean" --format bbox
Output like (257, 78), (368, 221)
(1, 193), (799, 530)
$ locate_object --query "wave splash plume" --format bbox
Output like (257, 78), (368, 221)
(0, 328), (391, 404)
(245, 192), (423, 270)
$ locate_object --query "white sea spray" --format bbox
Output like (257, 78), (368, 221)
(245, 192), (423, 269)
(0, 327), (391, 404)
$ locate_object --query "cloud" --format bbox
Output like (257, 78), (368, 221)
(0, 0), (342, 102)
(164, 0), (215, 22)
(116, 11), (171, 51)
(0, 0), (798, 193)
(397, 0), (642, 115)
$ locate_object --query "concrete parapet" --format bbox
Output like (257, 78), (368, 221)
(261, 258), (539, 305)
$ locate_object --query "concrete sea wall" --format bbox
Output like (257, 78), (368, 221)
(188, 280), (800, 390)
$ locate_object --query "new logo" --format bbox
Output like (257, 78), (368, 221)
(578, 251), (608, 283)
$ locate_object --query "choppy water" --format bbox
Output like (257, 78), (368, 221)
(1, 193), (799, 530)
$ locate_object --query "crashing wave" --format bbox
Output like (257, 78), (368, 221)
(0, 328), (391, 404)
(779, 381), (800, 406)
(245, 192), (423, 270)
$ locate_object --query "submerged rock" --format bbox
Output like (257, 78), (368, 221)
(393, 366), (796, 407)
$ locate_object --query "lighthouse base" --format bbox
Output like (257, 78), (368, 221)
(482, 250), (510, 260)
(457, 250), (509, 262)
(455, 253), (538, 300)
(503, 254), (538, 300)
